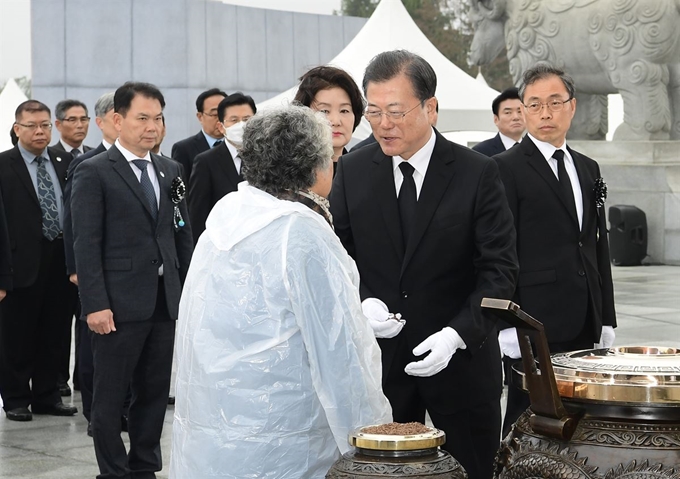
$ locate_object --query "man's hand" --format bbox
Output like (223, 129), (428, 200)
(595, 325), (616, 349)
(0, 289), (6, 302)
(69, 274), (78, 285)
(404, 327), (466, 377)
(87, 309), (116, 335)
(362, 298), (405, 339)
(498, 328), (521, 359)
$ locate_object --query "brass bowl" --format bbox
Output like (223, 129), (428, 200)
(349, 426), (446, 452)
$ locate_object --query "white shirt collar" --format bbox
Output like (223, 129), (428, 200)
(391, 127), (436, 179)
(225, 140), (239, 160)
(60, 139), (81, 155)
(115, 138), (151, 162)
(527, 133), (568, 162)
(102, 139), (113, 150)
(499, 132), (520, 151)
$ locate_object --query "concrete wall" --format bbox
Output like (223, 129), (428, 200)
(570, 141), (680, 265)
(30, 0), (366, 150)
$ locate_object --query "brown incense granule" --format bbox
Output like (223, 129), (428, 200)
(362, 422), (431, 435)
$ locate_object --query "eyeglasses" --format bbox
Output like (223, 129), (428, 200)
(16, 122), (53, 131)
(523, 98), (573, 115)
(364, 101), (424, 124)
(201, 111), (219, 118)
(61, 116), (90, 124)
(223, 117), (251, 125)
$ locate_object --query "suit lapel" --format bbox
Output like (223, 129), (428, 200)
(151, 153), (171, 230)
(215, 143), (241, 186)
(110, 146), (157, 222)
(523, 137), (579, 227)
(9, 147), (39, 206)
(401, 133), (456, 275)
(372, 150), (404, 259)
(47, 147), (70, 190)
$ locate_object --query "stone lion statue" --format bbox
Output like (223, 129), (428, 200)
(468, 0), (680, 141)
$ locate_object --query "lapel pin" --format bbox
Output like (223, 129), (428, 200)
(160, 171), (165, 178)
(56, 157), (62, 162)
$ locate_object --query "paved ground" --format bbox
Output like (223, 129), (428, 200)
(1, 265), (678, 478)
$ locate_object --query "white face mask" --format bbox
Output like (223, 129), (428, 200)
(225, 121), (245, 148)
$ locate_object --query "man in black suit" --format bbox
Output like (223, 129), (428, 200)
(171, 88), (227, 183)
(188, 92), (255, 243)
(52, 99), (94, 157)
(329, 50), (518, 479)
(472, 87), (524, 157)
(0, 100), (78, 421)
(72, 82), (193, 479)
(494, 64), (616, 437)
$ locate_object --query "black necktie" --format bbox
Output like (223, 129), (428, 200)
(131, 160), (158, 221)
(213, 139), (223, 148)
(553, 150), (577, 220)
(398, 162), (417, 245)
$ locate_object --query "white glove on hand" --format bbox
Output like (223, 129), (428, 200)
(361, 298), (404, 339)
(498, 328), (522, 359)
(404, 327), (466, 377)
(595, 325), (616, 349)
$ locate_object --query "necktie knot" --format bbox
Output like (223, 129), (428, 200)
(399, 161), (415, 178)
(552, 149), (565, 162)
(34, 156), (47, 166)
(132, 159), (149, 171)
(213, 139), (223, 148)
(72, 149), (81, 158)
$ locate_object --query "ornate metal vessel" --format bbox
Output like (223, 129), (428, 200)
(326, 426), (467, 478)
(482, 299), (680, 479)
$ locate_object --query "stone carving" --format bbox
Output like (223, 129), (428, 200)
(326, 450), (467, 478)
(468, 0), (680, 141)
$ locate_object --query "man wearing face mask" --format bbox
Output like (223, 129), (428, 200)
(188, 92), (256, 244)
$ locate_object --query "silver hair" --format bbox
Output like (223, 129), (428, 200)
(94, 92), (115, 118)
(518, 62), (576, 102)
(240, 105), (333, 194)
(54, 99), (88, 120)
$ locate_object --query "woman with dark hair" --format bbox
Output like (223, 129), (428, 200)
(170, 105), (391, 479)
(293, 65), (364, 174)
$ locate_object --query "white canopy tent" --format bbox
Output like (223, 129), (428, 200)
(259, 0), (499, 138)
(0, 79), (28, 152)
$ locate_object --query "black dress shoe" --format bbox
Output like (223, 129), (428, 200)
(59, 382), (72, 397)
(5, 407), (32, 421)
(32, 402), (78, 416)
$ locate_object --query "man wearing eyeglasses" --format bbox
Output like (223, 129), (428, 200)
(494, 63), (616, 437)
(171, 88), (228, 184)
(188, 92), (256, 244)
(330, 50), (518, 479)
(0, 100), (78, 422)
(52, 99), (93, 158)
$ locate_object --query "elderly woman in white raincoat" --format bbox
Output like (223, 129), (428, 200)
(169, 104), (392, 479)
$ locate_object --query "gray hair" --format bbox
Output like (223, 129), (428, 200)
(240, 105), (333, 194)
(94, 92), (115, 118)
(362, 50), (437, 102)
(518, 63), (576, 102)
(55, 99), (88, 120)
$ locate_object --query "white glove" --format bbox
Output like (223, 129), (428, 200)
(404, 327), (466, 377)
(361, 298), (405, 339)
(595, 325), (616, 349)
(498, 328), (521, 359)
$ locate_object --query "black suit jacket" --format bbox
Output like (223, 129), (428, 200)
(472, 133), (506, 157)
(51, 141), (93, 155)
(0, 146), (72, 288)
(188, 142), (242, 244)
(63, 142), (106, 275)
(171, 131), (210, 183)
(330, 130), (518, 413)
(494, 136), (616, 343)
(71, 146), (193, 322)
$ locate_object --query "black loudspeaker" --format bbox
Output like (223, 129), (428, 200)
(608, 205), (647, 266)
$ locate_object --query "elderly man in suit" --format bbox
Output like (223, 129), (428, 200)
(494, 63), (616, 437)
(188, 92), (255, 243)
(52, 99), (93, 157)
(330, 50), (518, 479)
(72, 82), (193, 479)
(0, 100), (78, 421)
(171, 88), (227, 183)
(472, 87), (524, 157)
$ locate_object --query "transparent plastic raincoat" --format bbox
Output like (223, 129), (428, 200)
(170, 183), (392, 479)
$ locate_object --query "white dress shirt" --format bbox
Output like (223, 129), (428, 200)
(225, 140), (241, 174)
(392, 127), (436, 200)
(499, 132), (520, 151)
(115, 139), (160, 208)
(60, 138), (83, 156)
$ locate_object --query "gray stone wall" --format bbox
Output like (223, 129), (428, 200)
(570, 141), (680, 265)
(31, 0), (366, 150)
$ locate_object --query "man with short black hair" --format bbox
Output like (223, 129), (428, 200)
(473, 87), (525, 157)
(72, 82), (193, 478)
(0, 100), (78, 422)
(171, 88), (227, 182)
(52, 99), (93, 156)
(188, 92), (256, 243)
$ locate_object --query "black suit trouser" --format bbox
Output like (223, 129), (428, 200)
(383, 334), (501, 479)
(0, 238), (77, 410)
(91, 280), (174, 479)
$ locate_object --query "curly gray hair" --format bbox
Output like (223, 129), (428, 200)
(240, 104), (333, 194)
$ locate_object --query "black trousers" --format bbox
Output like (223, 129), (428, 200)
(0, 238), (77, 410)
(383, 336), (501, 479)
(91, 280), (174, 479)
